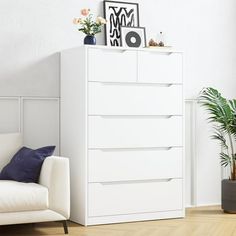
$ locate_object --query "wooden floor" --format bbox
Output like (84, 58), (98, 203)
(1, 206), (236, 236)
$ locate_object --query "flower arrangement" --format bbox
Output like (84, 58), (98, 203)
(73, 9), (107, 36)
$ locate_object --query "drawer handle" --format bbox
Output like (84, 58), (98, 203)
(166, 115), (173, 119)
(145, 51), (173, 56)
(90, 146), (180, 152)
(95, 82), (175, 87)
(97, 48), (128, 54)
(99, 179), (174, 185)
(97, 115), (174, 119)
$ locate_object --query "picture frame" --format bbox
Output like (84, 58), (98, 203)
(103, 0), (140, 47)
(120, 26), (146, 48)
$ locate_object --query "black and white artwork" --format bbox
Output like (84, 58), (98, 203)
(103, 1), (139, 47)
(121, 26), (146, 48)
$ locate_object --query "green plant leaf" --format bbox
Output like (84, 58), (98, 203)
(199, 87), (236, 177)
(220, 152), (231, 167)
(211, 128), (228, 150)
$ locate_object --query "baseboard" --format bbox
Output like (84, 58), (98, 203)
(86, 210), (185, 226)
(186, 203), (221, 208)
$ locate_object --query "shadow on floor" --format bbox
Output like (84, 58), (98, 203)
(0, 221), (77, 235)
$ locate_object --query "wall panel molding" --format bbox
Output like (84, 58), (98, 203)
(185, 99), (197, 207)
(186, 99), (222, 207)
(0, 97), (20, 133)
(0, 96), (60, 154)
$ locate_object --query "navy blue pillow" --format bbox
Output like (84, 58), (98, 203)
(0, 146), (55, 183)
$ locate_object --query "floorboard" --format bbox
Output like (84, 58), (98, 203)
(1, 206), (236, 236)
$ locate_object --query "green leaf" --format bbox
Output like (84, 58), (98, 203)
(220, 152), (231, 167)
(211, 128), (228, 150)
(199, 87), (236, 173)
(199, 87), (234, 134)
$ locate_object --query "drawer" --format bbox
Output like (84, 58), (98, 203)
(138, 51), (183, 84)
(88, 82), (183, 115)
(88, 147), (183, 182)
(88, 179), (183, 216)
(88, 116), (183, 148)
(88, 48), (137, 82)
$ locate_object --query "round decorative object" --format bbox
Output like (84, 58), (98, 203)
(84, 35), (96, 45)
(125, 31), (141, 47)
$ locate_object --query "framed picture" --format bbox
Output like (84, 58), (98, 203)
(120, 26), (146, 48)
(103, 0), (140, 47)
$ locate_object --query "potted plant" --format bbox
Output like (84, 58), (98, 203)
(199, 87), (236, 212)
(73, 8), (106, 45)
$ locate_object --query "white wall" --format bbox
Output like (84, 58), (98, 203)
(1, 0), (236, 206)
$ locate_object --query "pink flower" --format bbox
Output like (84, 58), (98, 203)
(81, 8), (90, 16)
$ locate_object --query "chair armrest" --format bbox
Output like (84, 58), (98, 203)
(39, 156), (70, 219)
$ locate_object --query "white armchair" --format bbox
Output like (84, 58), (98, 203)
(0, 133), (70, 234)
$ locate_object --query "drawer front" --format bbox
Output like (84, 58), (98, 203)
(88, 82), (183, 115)
(138, 52), (182, 84)
(88, 116), (183, 148)
(88, 48), (137, 82)
(88, 147), (183, 182)
(88, 179), (183, 216)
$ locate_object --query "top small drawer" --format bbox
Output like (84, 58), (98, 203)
(88, 48), (137, 83)
(138, 51), (183, 84)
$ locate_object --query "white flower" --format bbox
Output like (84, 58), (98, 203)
(73, 18), (82, 25)
(96, 16), (107, 25)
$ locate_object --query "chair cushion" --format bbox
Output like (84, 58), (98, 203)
(0, 133), (22, 171)
(0, 180), (48, 213)
(0, 146), (55, 183)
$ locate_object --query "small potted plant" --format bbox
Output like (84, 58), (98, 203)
(73, 8), (106, 45)
(199, 87), (236, 212)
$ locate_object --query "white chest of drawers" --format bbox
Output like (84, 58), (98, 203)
(60, 45), (185, 226)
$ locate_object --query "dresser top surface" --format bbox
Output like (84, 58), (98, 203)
(62, 45), (183, 54)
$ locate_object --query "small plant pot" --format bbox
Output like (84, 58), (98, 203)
(84, 35), (96, 45)
(222, 179), (236, 213)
